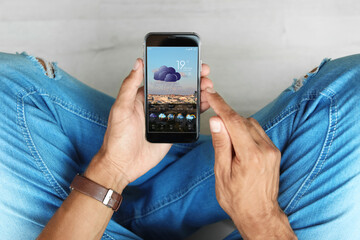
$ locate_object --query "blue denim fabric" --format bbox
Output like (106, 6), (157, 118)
(0, 52), (359, 240)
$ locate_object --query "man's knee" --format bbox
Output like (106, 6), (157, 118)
(323, 54), (360, 89)
(0, 52), (55, 81)
(35, 56), (55, 79)
(0, 52), (58, 99)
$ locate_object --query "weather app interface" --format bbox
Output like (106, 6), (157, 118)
(147, 46), (198, 133)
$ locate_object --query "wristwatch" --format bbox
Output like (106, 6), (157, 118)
(69, 174), (123, 211)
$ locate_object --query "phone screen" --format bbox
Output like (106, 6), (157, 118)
(146, 46), (199, 133)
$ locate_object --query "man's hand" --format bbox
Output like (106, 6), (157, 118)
(205, 88), (297, 240)
(89, 59), (213, 190)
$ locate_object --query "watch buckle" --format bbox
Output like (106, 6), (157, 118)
(102, 189), (113, 206)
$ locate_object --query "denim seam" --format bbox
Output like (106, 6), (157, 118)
(16, 88), (118, 240)
(263, 93), (319, 133)
(283, 90), (338, 214)
(17, 89), (69, 199)
(19, 89), (109, 196)
(16, 87), (109, 195)
(50, 99), (108, 128)
(119, 168), (214, 224)
(24, 87), (108, 127)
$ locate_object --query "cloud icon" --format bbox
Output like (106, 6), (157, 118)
(154, 65), (181, 82)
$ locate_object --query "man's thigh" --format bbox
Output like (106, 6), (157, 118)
(0, 52), (140, 240)
(225, 55), (360, 240)
(257, 55), (360, 238)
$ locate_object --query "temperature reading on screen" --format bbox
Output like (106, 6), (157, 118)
(176, 60), (186, 70)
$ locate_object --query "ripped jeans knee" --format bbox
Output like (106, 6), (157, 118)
(35, 57), (55, 79)
(289, 58), (331, 92)
(15, 51), (57, 79)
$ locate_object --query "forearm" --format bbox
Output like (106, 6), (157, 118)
(232, 206), (297, 240)
(38, 154), (128, 240)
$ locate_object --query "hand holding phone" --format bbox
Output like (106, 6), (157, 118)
(94, 53), (212, 185)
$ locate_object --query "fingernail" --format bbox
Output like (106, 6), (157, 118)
(206, 87), (216, 93)
(210, 119), (221, 133)
(133, 59), (140, 70)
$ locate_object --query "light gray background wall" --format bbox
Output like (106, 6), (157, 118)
(1, 0), (359, 239)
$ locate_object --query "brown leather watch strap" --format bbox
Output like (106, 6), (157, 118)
(69, 174), (123, 211)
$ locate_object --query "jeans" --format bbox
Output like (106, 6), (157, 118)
(0, 51), (359, 240)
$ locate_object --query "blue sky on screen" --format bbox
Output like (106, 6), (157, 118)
(147, 47), (198, 95)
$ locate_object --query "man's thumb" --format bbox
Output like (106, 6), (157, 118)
(116, 58), (144, 108)
(209, 116), (232, 168)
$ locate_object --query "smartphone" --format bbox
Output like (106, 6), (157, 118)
(144, 32), (201, 143)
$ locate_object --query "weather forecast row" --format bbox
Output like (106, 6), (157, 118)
(149, 113), (196, 122)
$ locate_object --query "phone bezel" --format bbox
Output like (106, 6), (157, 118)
(144, 32), (201, 143)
